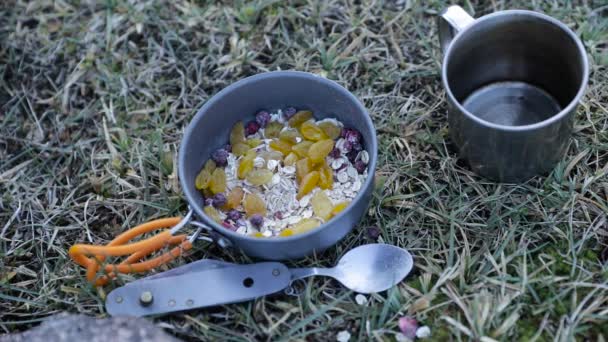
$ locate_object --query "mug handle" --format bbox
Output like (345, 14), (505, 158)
(438, 5), (475, 54)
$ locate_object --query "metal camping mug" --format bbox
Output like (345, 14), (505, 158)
(438, 5), (588, 182)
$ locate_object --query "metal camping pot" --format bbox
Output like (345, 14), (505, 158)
(178, 71), (378, 260)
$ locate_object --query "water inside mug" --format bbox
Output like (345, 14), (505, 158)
(462, 81), (562, 126)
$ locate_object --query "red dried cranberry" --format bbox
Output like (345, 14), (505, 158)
(398, 316), (418, 340)
(329, 147), (341, 159)
(245, 121), (260, 135)
(283, 107), (297, 119)
(212, 193), (227, 208)
(343, 128), (362, 144)
(222, 221), (236, 231)
(347, 150), (358, 163)
(342, 140), (353, 153)
(273, 211), (283, 220)
(255, 110), (271, 127)
(227, 209), (242, 221)
(211, 148), (229, 166)
(250, 214), (264, 228)
(354, 160), (367, 174)
(366, 226), (380, 240)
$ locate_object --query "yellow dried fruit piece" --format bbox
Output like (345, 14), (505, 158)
(224, 187), (244, 209)
(204, 159), (216, 172)
(297, 171), (319, 199)
(331, 201), (350, 217)
(195, 169), (212, 190)
(300, 120), (328, 141)
(279, 229), (294, 237)
(291, 218), (321, 234)
(269, 139), (292, 155)
(246, 169), (273, 186)
(311, 191), (333, 220)
(279, 128), (302, 145)
(237, 150), (256, 179)
(230, 121), (246, 145)
(232, 142), (250, 156)
(287, 110), (313, 127)
(264, 121), (283, 138)
(247, 138), (262, 148)
(296, 158), (313, 183)
(318, 121), (342, 140)
(308, 139), (334, 163)
(245, 149), (256, 159)
(252, 232), (265, 238)
(209, 168), (227, 194)
(292, 141), (313, 158)
(243, 193), (267, 217)
(202, 188), (213, 198)
(204, 206), (222, 223)
(238, 159), (253, 179)
(318, 161), (334, 190)
(284, 152), (298, 166)
(195, 159), (218, 190)
(259, 150), (283, 162)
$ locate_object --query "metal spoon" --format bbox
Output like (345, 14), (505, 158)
(289, 244), (414, 293)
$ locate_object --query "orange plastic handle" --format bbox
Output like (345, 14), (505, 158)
(69, 217), (193, 286)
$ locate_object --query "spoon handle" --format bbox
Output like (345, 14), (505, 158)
(289, 267), (336, 281)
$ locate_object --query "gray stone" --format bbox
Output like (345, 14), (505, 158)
(1, 314), (181, 342)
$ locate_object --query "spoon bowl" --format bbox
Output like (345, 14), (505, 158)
(290, 244), (413, 293)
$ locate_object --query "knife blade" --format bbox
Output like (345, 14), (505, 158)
(127, 259), (235, 283)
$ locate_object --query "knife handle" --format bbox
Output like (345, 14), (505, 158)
(106, 262), (291, 317)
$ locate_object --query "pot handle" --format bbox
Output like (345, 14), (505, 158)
(68, 209), (232, 286)
(69, 217), (193, 286)
(438, 5), (475, 55)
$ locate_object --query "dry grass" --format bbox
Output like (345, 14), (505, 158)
(1, 0), (607, 340)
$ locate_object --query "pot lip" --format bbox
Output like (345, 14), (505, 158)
(441, 9), (589, 132)
(179, 70), (378, 243)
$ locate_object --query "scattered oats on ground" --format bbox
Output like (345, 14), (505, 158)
(355, 294), (368, 305)
(416, 326), (431, 339)
(395, 333), (411, 342)
(336, 330), (351, 342)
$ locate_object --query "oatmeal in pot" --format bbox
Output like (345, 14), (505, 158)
(195, 108), (369, 237)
